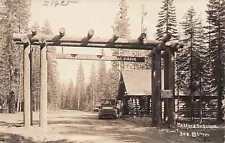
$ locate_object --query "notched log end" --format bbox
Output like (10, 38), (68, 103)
(138, 33), (147, 41)
(172, 43), (183, 52)
(21, 36), (29, 44)
(88, 29), (94, 38)
(113, 31), (121, 40)
(31, 26), (37, 35)
(39, 36), (46, 45)
(59, 28), (65, 37)
(162, 33), (171, 43)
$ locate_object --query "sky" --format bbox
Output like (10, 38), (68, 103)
(29, 0), (208, 85)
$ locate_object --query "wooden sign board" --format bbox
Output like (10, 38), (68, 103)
(56, 53), (145, 62)
(161, 90), (173, 98)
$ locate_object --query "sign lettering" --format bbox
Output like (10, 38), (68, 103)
(116, 56), (143, 62)
(56, 54), (145, 62)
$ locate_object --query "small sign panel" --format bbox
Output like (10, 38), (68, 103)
(161, 90), (173, 98)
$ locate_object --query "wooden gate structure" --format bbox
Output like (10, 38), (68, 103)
(12, 27), (182, 129)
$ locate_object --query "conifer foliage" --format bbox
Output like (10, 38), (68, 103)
(0, 0), (31, 113)
(156, 0), (179, 41)
(74, 62), (85, 110)
(206, 0), (225, 121)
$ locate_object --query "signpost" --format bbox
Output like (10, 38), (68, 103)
(161, 90), (173, 98)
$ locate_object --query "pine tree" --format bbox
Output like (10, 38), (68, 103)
(112, 0), (132, 70)
(156, 0), (179, 99)
(85, 84), (92, 111)
(31, 21), (41, 112)
(0, 0), (31, 112)
(74, 62), (85, 110)
(110, 0), (130, 100)
(107, 69), (113, 97)
(206, 0), (225, 121)
(97, 50), (109, 100)
(112, 0), (130, 39)
(178, 7), (199, 90)
(89, 63), (98, 108)
(177, 7), (207, 120)
(65, 79), (74, 109)
(156, 0), (179, 41)
(59, 82), (67, 109)
(41, 20), (59, 110)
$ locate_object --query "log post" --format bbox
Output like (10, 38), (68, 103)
(153, 47), (162, 126)
(30, 43), (33, 126)
(30, 27), (36, 126)
(163, 49), (169, 123)
(168, 50), (175, 127)
(151, 53), (157, 125)
(39, 37), (48, 130)
(152, 34), (171, 127)
(22, 36), (31, 128)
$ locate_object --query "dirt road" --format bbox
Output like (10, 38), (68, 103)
(0, 110), (210, 143)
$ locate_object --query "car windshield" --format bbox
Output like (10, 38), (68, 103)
(101, 99), (115, 107)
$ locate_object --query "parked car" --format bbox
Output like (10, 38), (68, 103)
(98, 98), (118, 119)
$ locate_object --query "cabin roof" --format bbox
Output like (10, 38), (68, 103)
(119, 69), (185, 96)
(121, 70), (152, 96)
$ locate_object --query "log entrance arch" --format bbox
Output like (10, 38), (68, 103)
(13, 27), (182, 129)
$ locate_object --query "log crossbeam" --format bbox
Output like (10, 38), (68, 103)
(13, 28), (182, 51)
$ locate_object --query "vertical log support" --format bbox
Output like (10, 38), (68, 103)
(163, 51), (169, 123)
(30, 27), (36, 126)
(22, 36), (31, 128)
(39, 37), (48, 130)
(151, 53), (157, 125)
(152, 34), (171, 127)
(155, 48), (162, 126)
(168, 50), (175, 126)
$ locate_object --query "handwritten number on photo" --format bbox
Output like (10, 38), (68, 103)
(51, 1), (54, 5)
(54, 1), (59, 7)
(43, 1), (49, 6)
(61, 1), (70, 6)
(43, 1), (78, 7)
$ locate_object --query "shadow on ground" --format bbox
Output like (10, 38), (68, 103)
(48, 114), (224, 143)
(1, 111), (223, 143)
(47, 114), (178, 143)
(0, 132), (74, 143)
(0, 121), (23, 128)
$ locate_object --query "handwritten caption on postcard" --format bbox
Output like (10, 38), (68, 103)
(43, 0), (78, 7)
(177, 123), (219, 138)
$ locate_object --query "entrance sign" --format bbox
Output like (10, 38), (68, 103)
(56, 53), (146, 62)
(161, 90), (173, 98)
